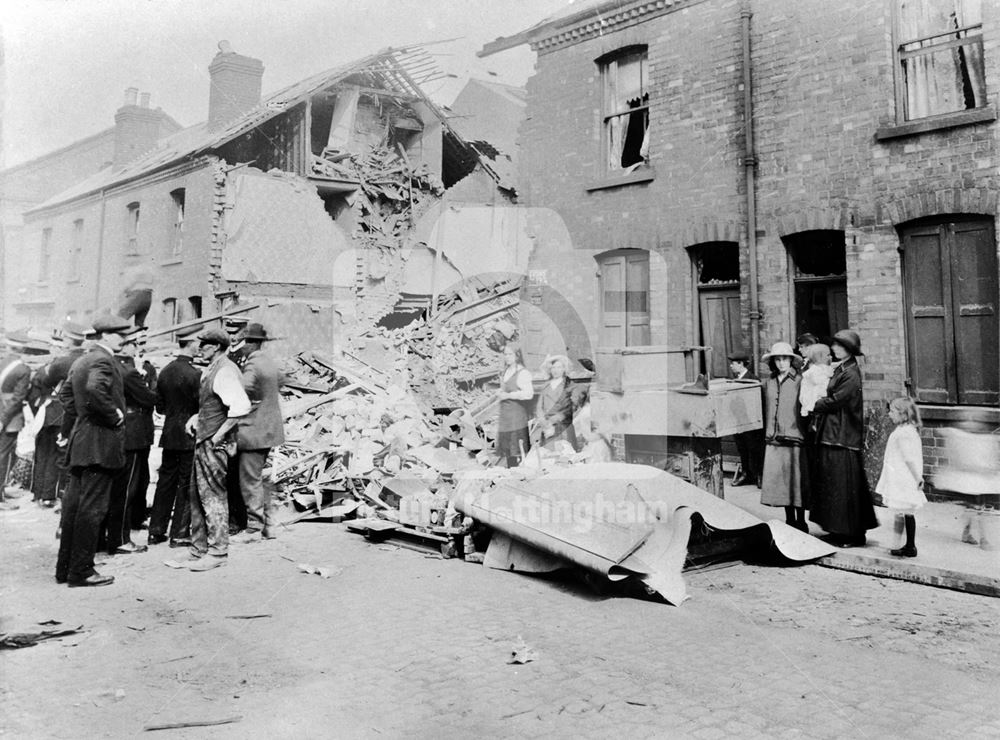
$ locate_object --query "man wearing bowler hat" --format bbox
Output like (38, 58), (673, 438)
(55, 314), (131, 587)
(231, 323), (285, 542)
(175, 327), (250, 570)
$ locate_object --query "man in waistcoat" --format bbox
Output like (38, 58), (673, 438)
(231, 323), (285, 543)
(55, 314), (131, 587)
(175, 328), (250, 571)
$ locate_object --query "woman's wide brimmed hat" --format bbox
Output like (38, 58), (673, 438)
(831, 329), (864, 356)
(540, 354), (571, 376)
(761, 341), (798, 362)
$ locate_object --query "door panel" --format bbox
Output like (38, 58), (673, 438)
(699, 288), (741, 379)
(599, 255), (625, 347)
(903, 227), (955, 403)
(625, 252), (650, 346)
(951, 222), (999, 404)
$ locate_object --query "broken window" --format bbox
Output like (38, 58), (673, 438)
(169, 188), (185, 257)
(783, 230), (848, 344)
(125, 201), (141, 255)
(600, 47), (650, 173)
(896, 0), (985, 121)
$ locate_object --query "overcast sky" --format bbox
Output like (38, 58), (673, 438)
(1, 0), (574, 168)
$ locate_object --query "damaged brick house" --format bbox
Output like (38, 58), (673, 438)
(484, 0), (1000, 482)
(12, 44), (530, 353)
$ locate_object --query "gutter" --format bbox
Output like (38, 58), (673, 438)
(741, 2), (761, 369)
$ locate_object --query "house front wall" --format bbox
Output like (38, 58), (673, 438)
(518, 0), (1000, 481)
(18, 161), (218, 329)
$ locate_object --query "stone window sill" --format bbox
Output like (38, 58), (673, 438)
(160, 258), (183, 266)
(875, 107), (996, 141)
(586, 167), (655, 192)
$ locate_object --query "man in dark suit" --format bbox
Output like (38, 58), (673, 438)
(31, 321), (90, 507)
(232, 323), (285, 543)
(148, 326), (201, 547)
(728, 351), (765, 488)
(103, 330), (156, 554)
(55, 314), (131, 587)
(0, 333), (32, 492)
(129, 327), (158, 530)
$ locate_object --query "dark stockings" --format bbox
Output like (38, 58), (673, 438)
(903, 514), (916, 548)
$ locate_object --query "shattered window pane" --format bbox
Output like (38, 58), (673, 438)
(898, 0), (985, 120)
(603, 48), (649, 172)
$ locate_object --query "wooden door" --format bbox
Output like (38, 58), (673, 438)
(598, 250), (650, 348)
(699, 287), (741, 379)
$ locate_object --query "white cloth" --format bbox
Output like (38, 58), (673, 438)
(876, 424), (926, 512)
(208, 359), (252, 418)
(799, 364), (833, 415)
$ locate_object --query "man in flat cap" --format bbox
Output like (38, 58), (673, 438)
(103, 328), (156, 555)
(177, 327), (251, 571)
(31, 321), (90, 507)
(0, 332), (32, 492)
(232, 323), (285, 543)
(148, 325), (201, 547)
(55, 314), (131, 587)
(728, 350), (764, 488)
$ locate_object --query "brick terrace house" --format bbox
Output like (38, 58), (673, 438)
(12, 44), (519, 354)
(0, 97), (180, 327)
(484, 0), (1000, 483)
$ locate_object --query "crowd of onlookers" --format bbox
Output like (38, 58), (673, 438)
(0, 315), (284, 587)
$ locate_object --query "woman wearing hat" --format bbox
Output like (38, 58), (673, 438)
(809, 329), (878, 546)
(759, 342), (810, 531)
(535, 355), (578, 453)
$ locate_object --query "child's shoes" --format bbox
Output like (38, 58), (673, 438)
(890, 545), (918, 558)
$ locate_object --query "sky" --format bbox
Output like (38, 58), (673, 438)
(0, 0), (575, 168)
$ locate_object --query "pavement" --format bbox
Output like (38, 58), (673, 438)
(723, 478), (1000, 598)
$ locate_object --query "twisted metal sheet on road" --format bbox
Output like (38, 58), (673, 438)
(454, 463), (836, 604)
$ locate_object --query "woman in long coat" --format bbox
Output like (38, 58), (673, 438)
(759, 342), (809, 532)
(809, 330), (878, 546)
(535, 355), (578, 452)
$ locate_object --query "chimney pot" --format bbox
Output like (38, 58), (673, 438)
(124, 87), (139, 106)
(139, 92), (151, 108)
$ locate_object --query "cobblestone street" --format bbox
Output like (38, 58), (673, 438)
(3, 507), (999, 739)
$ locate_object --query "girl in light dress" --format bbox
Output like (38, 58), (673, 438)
(875, 397), (926, 557)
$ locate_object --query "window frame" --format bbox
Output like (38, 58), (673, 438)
(597, 45), (650, 176)
(69, 218), (84, 282)
(38, 227), (52, 282)
(169, 188), (185, 258)
(125, 201), (141, 256)
(891, 0), (987, 125)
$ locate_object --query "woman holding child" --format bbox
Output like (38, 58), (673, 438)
(809, 330), (879, 547)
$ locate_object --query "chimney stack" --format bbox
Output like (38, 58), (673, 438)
(113, 87), (165, 169)
(207, 41), (264, 132)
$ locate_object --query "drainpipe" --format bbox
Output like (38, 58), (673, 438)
(741, 1), (761, 369)
(94, 189), (108, 314)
